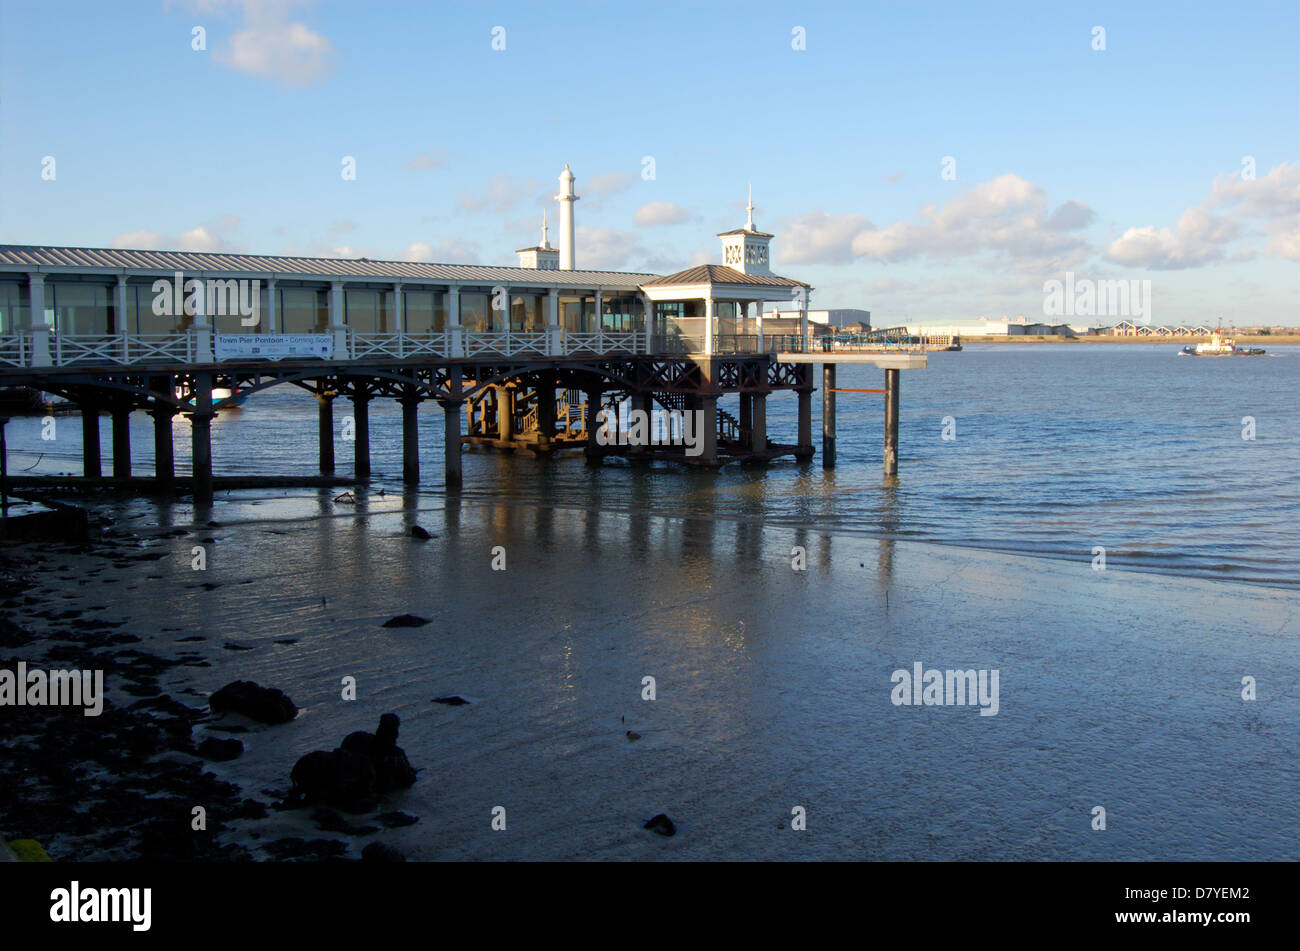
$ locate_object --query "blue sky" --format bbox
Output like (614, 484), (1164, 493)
(1, 0), (1297, 324)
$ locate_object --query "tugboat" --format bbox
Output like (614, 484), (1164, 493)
(1178, 328), (1265, 357)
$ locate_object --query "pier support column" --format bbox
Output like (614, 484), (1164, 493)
(739, 392), (753, 439)
(751, 392), (767, 454)
(883, 368), (900, 477)
(498, 386), (514, 442)
(584, 388), (603, 461)
(443, 401), (462, 489)
(822, 363), (836, 469)
(81, 399), (102, 479)
(150, 377), (175, 490)
(352, 394), (371, 481)
(629, 391), (653, 460)
(698, 394), (718, 466)
(111, 402), (132, 479)
(536, 381), (556, 448)
(317, 394), (335, 475)
(401, 397), (420, 485)
(443, 365), (463, 490)
(190, 372), (214, 507)
(797, 385), (812, 454)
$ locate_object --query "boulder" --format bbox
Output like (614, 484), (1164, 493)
(209, 681), (298, 724)
(196, 737), (244, 762)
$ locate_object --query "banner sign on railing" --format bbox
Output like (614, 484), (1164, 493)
(215, 334), (333, 360)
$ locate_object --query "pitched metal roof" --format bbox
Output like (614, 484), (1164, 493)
(0, 245), (656, 288)
(642, 264), (808, 288)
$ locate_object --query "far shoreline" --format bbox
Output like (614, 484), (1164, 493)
(950, 334), (1300, 344)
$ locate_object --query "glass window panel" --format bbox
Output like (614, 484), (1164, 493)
(53, 284), (113, 335)
(459, 293), (489, 332)
(405, 290), (434, 333)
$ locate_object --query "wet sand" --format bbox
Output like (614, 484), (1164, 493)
(2, 489), (1296, 860)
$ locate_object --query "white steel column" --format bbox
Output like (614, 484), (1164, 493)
(28, 273), (50, 366)
(546, 288), (561, 356)
(447, 285), (463, 357)
(704, 296), (715, 356)
(266, 278), (277, 333)
(393, 282), (404, 333)
(330, 281), (347, 358)
(116, 275), (129, 335)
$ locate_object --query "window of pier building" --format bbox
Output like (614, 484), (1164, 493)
(509, 293), (547, 332)
(344, 288), (399, 334)
(0, 282), (29, 333)
(600, 294), (642, 333)
(279, 286), (329, 334)
(402, 290), (448, 334)
(560, 294), (598, 332)
(458, 291), (491, 332)
(51, 283), (115, 335)
(655, 300), (706, 353)
(208, 281), (267, 334)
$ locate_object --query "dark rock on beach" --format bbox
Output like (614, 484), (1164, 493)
(409, 525), (432, 540)
(644, 813), (676, 837)
(382, 613), (431, 628)
(209, 680), (298, 724)
(431, 695), (470, 706)
(286, 714), (417, 814)
(361, 842), (406, 862)
(197, 737), (245, 762)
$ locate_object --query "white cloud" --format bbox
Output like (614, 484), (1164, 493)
(397, 238), (480, 264)
(634, 201), (689, 227)
(1107, 163), (1299, 268)
(456, 175), (540, 215)
(584, 171), (635, 200)
(575, 227), (643, 270)
(208, 0), (336, 86)
(110, 219), (241, 252)
(406, 149), (448, 171)
(779, 210), (873, 265)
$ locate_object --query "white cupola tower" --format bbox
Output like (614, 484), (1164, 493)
(516, 211), (560, 269)
(555, 163), (578, 270)
(717, 184), (773, 276)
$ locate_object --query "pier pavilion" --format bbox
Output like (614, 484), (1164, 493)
(0, 167), (924, 504)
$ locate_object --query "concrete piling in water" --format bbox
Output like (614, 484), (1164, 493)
(751, 392), (767, 453)
(443, 365), (463, 489)
(81, 399), (101, 479)
(317, 394), (335, 475)
(111, 402), (132, 480)
(401, 396), (420, 485)
(151, 376), (175, 491)
(822, 363), (836, 469)
(190, 372), (214, 507)
(797, 386), (812, 455)
(883, 367), (900, 478)
(352, 394), (371, 480)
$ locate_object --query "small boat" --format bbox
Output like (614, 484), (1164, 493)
(1178, 330), (1265, 357)
(175, 385), (249, 409)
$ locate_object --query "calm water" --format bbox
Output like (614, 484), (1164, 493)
(8, 344), (1297, 861)
(10, 343), (1299, 585)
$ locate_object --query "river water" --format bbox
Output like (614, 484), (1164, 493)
(5, 344), (1297, 861)
(10, 343), (1299, 585)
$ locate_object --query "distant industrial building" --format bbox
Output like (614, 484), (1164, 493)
(762, 308), (871, 335)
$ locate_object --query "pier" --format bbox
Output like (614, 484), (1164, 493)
(0, 172), (927, 504)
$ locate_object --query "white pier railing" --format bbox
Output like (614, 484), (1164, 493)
(0, 329), (653, 368)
